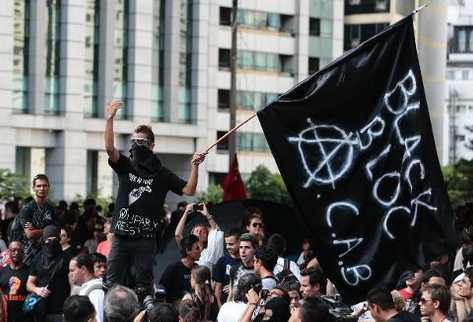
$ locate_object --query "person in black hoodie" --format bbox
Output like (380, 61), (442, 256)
(26, 225), (70, 322)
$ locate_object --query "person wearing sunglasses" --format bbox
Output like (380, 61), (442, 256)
(103, 100), (206, 303)
(242, 208), (266, 247)
(418, 284), (451, 322)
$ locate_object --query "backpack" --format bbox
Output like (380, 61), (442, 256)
(275, 258), (298, 287)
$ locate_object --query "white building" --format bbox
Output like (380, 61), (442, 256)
(445, 0), (473, 163)
(0, 0), (344, 206)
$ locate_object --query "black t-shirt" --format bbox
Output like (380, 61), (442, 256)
(388, 311), (420, 322)
(213, 254), (240, 303)
(230, 262), (254, 288)
(109, 153), (186, 239)
(13, 201), (58, 265)
(0, 265), (29, 322)
(159, 260), (195, 303)
(29, 251), (70, 314)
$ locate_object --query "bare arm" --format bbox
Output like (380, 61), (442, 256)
(175, 204), (194, 246)
(182, 153), (206, 196)
(104, 100), (122, 163)
(214, 282), (223, 308)
(201, 203), (218, 231)
(238, 289), (260, 322)
(27, 275), (50, 298)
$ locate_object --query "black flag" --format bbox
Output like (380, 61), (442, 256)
(257, 15), (457, 304)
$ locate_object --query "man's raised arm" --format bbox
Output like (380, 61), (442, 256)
(182, 153), (206, 196)
(104, 100), (122, 163)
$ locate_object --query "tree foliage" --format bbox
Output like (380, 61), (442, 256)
(0, 169), (30, 200)
(197, 184), (223, 205)
(246, 165), (292, 205)
(442, 159), (473, 207)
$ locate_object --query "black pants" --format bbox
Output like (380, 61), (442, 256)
(104, 236), (156, 295)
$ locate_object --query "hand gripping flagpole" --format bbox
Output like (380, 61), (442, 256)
(202, 112), (257, 155)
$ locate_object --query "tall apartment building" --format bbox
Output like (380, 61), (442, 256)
(344, 0), (449, 164)
(445, 0), (473, 163)
(0, 0), (343, 205)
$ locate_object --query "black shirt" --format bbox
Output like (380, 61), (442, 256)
(29, 251), (70, 314)
(13, 201), (58, 265)
(109, 153), (186, 239)
(159, 260), (196, 303)
(213, 254), (240, 304)
(0, 265), (29, 322)
(388, 311), (420, 322)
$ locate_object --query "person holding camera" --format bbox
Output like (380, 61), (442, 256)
(104, 100), (206, 301)
(175, 203), (224, 270)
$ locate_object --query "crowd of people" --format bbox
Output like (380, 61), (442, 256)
(1, 102), (473, 322)
(3, 176), (473, 322)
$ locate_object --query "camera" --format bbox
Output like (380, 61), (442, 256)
(193, 203), (203, 211)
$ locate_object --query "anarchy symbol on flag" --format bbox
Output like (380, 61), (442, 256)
(289, 118), (358, 189)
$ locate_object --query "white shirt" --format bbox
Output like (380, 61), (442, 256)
(197, 229), (224, 269)
(217, 301), (247, 322)
(273, 257), (301, 281)
(79, 278), (104, 322)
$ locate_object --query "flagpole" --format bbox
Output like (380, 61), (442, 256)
(202, 112), (257, 154)
(412, 3), (429, 15)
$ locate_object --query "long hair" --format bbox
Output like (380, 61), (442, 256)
(191, 266), (213, 320)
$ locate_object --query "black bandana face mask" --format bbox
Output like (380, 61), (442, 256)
(43, 239), (61, 258)
(129, 143), (161, 177)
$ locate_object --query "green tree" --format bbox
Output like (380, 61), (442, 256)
(0, 169), (30, 200)
(246, 165), (292, 204)
(197, 184), (223, 204)
(442, 159), (473, 207)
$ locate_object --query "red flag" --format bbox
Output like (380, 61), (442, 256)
(223, 155), (247, 201)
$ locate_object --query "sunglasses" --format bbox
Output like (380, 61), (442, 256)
(252, 222), (264, 228)
(419, 298), (433, 304)
(131, 138), (151, 147)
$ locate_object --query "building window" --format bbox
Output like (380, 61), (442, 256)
(309, 18), (320, 36)
(178, 0), (193, 124)
(84, 0), (99, 118)
(218, 89), (230, 109)
(13, 0), (30, 113)
(447, 70), (455, 80)
(456, 134), (466, 141)
(152, 0), (165, 122)
(220, 7), (231, 26)
(219, 49), (231, 69)
(209, 172), (227, 186)
(44, 0), (61, 115)
(345, 0), (390, 15)
(217, 131), (229, 151)
(463, 70), (470, 80)
(113, 0), (129, 119)
(220, 7), (289, 33)
(454, 26), (473, 53)
(237, 133), (269, 152)
(344, 23), (389, 51)
(308, 57), (319, 75)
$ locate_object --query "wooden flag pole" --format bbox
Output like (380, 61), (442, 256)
(202, 112), (257, 155)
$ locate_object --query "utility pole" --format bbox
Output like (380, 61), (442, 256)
(228, 0), (238, 169)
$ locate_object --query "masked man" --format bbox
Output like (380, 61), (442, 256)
(103, 100), (205, 301)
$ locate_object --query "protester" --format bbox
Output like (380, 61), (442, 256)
(60, 226), (77, 261)
(11, 174), (59, 266)
(178, 299), (201, 322)
(69, 253), (105, 322)
(96, 218), (112, 258)
(182, 265), (218, 321)
(213, 228), (240, 307)
(217, 273), (261, 322)
(289, 297), (331, 322)
(26, 225), (70, 322)
(84, 222), (105, 255)
(0, 240), (29, 322)
(253, 246), (278, 291)
(63, 295), (96, 322)
(267, 233), (301, 281)
(160, 235), (201, 303)
(104, 99), (206, 302)
(242, 208), (265, 247)
(367, 287), (417, 322)
(90, 253), (107, 279)
(104, 285), (140, 322)
(229, 233), (257, 300)
(398, 269), (424, 301)
(299, 266), (326, 299)
(418, 284), (451, 322)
